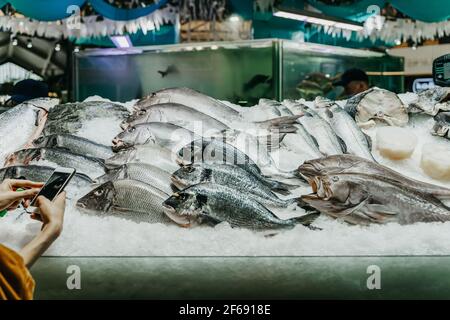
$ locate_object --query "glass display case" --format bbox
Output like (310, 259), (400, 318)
(73, 39), (404, 105)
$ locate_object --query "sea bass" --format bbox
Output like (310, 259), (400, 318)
(321, 103), (375, 161)
(77, 179), (172, 224)
(105, 145), (179, 173)
(33, 134), (114, 159)
(0, 98), (57, 162)
(96, 163), (174, 195)
(298, 154), (450, 199)
(6, 147), (106, 179)
(302, 173), (450, 225)
(163, 183), (319, 229)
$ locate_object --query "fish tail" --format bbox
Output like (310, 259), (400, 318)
(255, 115), (302, 133)
(289, 212), (321, 228)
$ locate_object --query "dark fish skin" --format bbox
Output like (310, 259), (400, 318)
(163, 183), (319, 230)
(298, 154), (450, 200)
(302, 173), (450, 225)
(176, 139), (295, 193)
(171, 164), (296, 207)
(33, 134), (114, 159)
(76, 179), (172, 224)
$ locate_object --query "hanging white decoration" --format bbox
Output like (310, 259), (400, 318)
(0, 5), (177, 39)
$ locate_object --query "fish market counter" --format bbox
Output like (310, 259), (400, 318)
(31, 256), (450, 299)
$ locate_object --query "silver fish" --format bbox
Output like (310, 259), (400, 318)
(298, 154), (450, 200)
(122, 102), (229, 135)
(105, 145), (179, 173)
(96, 163), (174, 195)
(77, 179), (172, 224)
(171, 163), (297, 206)
(302, 173), (450, 225)
(297, 105), (346, 156)
(112, 122), (197, 153)
(0, 98), (55, 162)
(163, 183), (319, 229)
(33, 134), (114, 159)
(6, 147), (106, 179)
(322, 104), (375, 161)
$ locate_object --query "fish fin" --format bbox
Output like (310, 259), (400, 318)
(290, 212), (321, 227)
(336, 135), (348, 153)
(255, 115), (302, 131)
(364, 204), (397, 216)
(294, 198), (320, 212)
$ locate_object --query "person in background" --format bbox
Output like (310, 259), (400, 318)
(4, 79), (49, 108)
(333, 68), (369, 98)
(0, 179), (66, 300)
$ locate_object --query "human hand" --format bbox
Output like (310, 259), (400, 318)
(31, 192), (66, 238)
(0, 179), (43, 211)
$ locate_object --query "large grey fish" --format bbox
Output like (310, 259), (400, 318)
(177, 139), (297, 192)
(5, 147), (106, 179)
(0, 165), (92, 189)
(302, 173), (450, 225)
(321, 103), (375, 161)
(136, 87), (300, 133)
(112, 122), (197, 153)
(298, 154), (450, 200)
(0, 98), (57, 162)
(43, 101), (129, 136)
(77, 179), (172, 224)
(297, 105), (346, 156)
(105, 145), (179, 173)
(171, 163), (297, 206)
(96, 163), (174, 195)
(122, 102), (229, 135)
(33, 134), (114, 159)
(432, 112), (450, 139)
(344, 87), (409, 127)
(163, 183), (319, 230)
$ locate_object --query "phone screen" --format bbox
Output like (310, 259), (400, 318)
(30, 171), (73, 206)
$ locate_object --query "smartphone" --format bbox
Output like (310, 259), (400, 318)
(28, 167), (76, 213)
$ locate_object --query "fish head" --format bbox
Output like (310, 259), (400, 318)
(121, 109), (149, 129)
(310, 174), (368, 205)
(171, 165), (205, 189)
(432, 113), (450, 136)
(76, 181), (116, 213)
(162, 190), (205, 227)
(33, 135), (56, 148)
(5, 148), (41, 166)
(299, 155), (365, 180)
(176, 140), (205, 166)
(105, 147), (136, 168)
(112, 125), (156, 151)
(94, 166), (122, 184)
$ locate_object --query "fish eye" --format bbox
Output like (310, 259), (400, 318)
(376, 111), (384, 117)
(128, 127), (136, 132)
(138, 110), (146, 116)
(187, 166), (195, 173)
(332, 176), (339, 182)
(94, 189), (104, 197)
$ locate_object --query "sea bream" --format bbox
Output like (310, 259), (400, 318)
(77, 179), (172, 224)
(171, 163), (298, 207)
(5, 147), (106, 179)
(0, 98), (58, 162)
(105, 144), (179, 173)
(163, 183), (319, 230)
(298, 154), (450, 200)
(302, 173), (450, 225)
(135, 87), (300, 133)
(96, 163), (174, 195)
(321, 103), (375, 161)
(33, 134), (114, 159)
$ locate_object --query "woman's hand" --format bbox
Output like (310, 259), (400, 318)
(0, 179), (43, 211)
(30, 192), (66, 238)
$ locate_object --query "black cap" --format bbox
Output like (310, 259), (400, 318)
(11, 79), (49, 104)
(333, 68), (368, 87)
